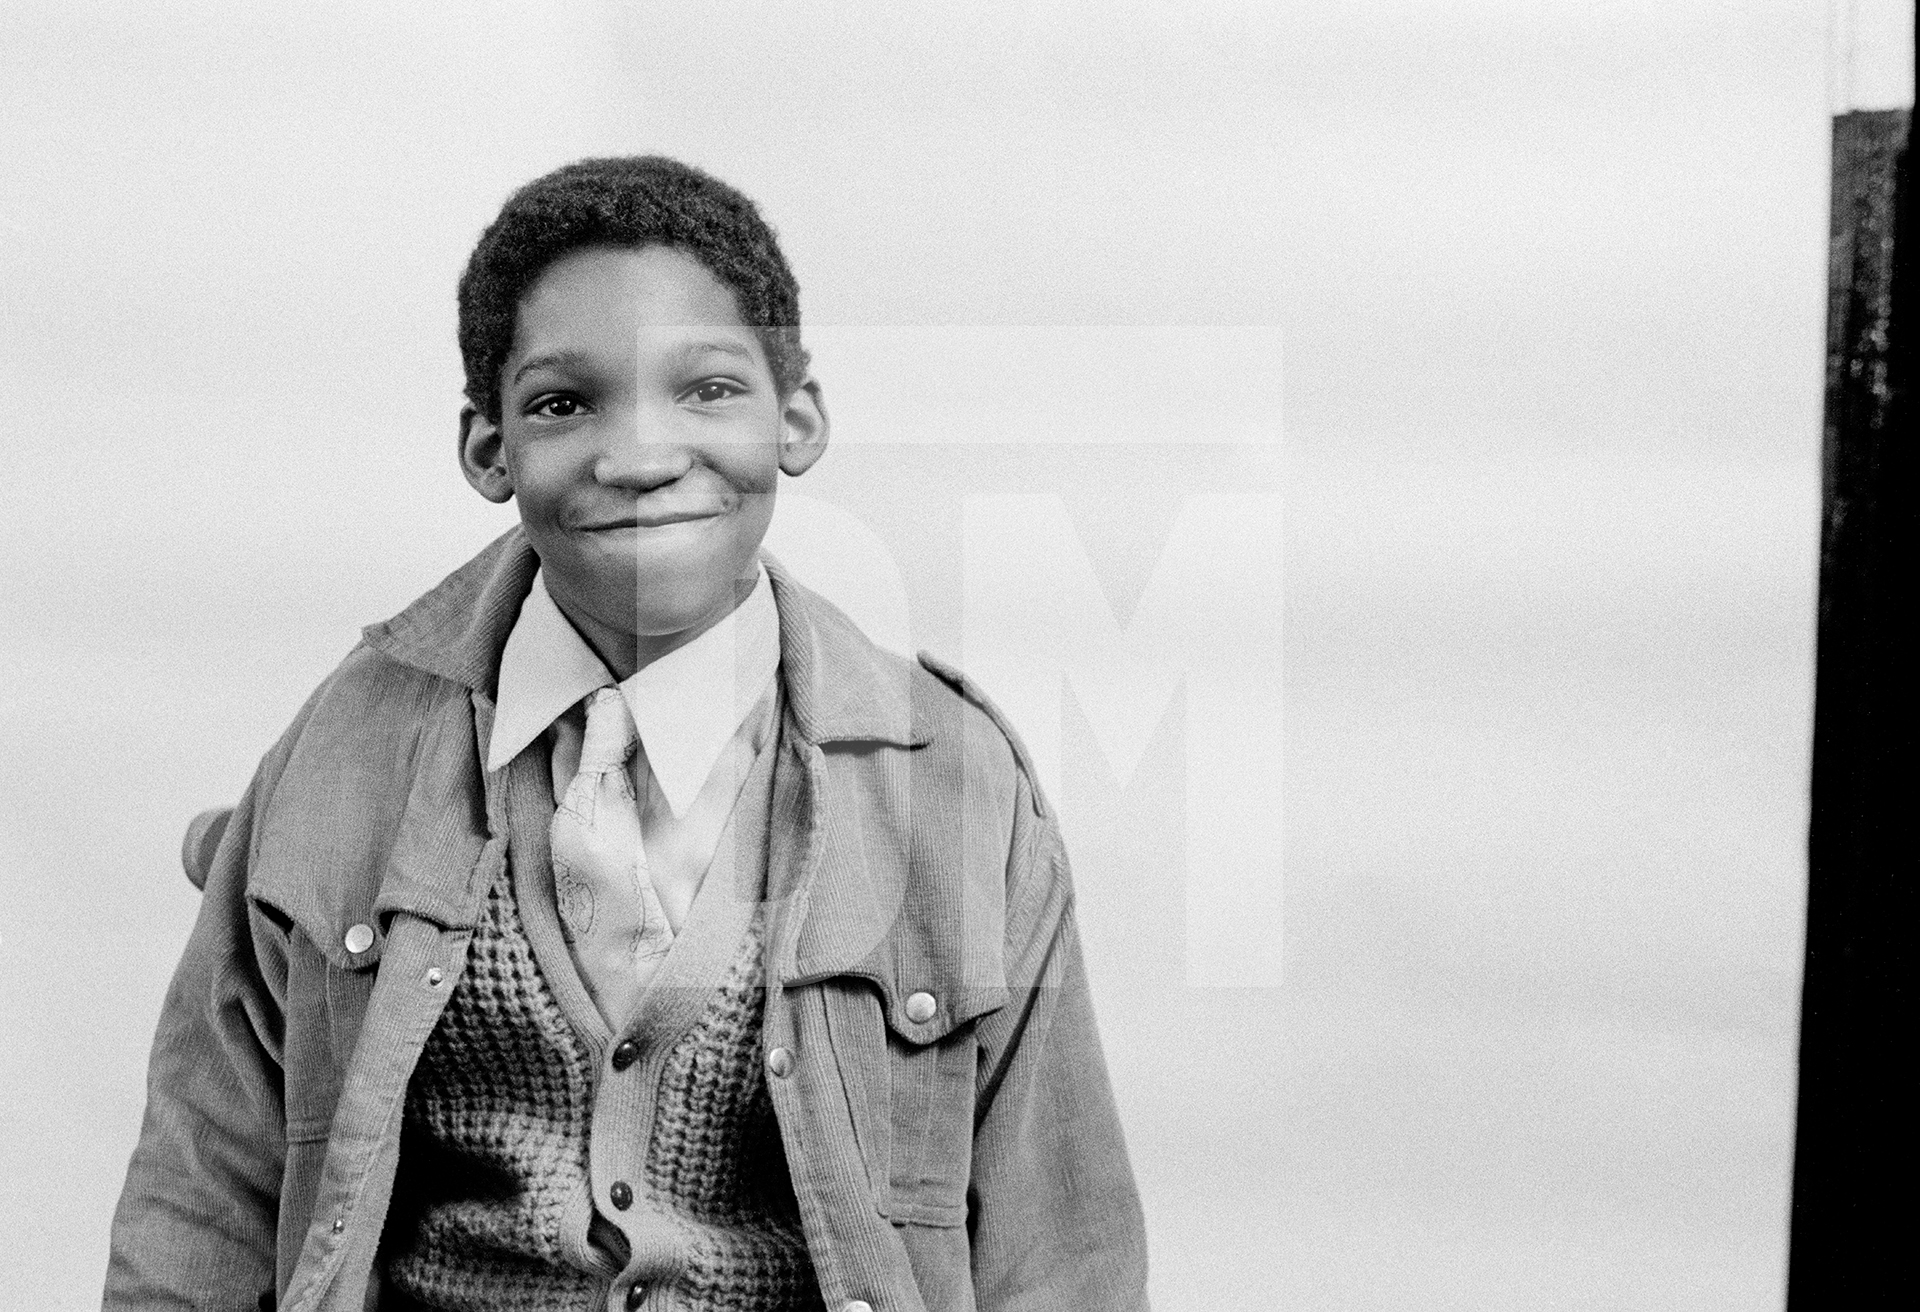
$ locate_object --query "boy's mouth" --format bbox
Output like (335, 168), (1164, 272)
(576, 499), (729, 531)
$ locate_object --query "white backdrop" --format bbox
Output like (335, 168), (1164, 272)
(0, 2), (1858, 1307)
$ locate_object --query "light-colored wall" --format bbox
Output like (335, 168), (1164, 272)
(0, 2), (1849, 1307)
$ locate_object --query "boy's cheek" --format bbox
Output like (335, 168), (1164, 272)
(510, 478), (590, 543)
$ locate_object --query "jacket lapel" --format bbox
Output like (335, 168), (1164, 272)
(760, 559), (1009, 1034)
(361, 527), (538, 698)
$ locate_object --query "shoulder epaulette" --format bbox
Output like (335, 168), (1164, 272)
(915, 650), (1049, 818)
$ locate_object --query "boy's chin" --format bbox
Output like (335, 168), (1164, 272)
(551, 533), (761, 632)
(619, 567), (757, 638)
(628, 589), (743, 639)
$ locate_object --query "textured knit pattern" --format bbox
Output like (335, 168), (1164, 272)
(384, 861), (603, 1312)
(382, 866), (814, 1312)
(647, 912), (814, 1310)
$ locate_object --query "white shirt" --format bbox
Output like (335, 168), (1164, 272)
(487, 566), (781, 931)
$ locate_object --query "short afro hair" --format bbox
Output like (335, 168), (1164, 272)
(457, 156), (810, 422)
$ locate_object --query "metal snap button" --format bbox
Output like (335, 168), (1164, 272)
(766, 1046), (795, 1078)
(905, 991), (937, 1024)
(343, 923), (375, 955)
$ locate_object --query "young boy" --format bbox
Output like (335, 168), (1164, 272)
(105, 157), (1148, 1312)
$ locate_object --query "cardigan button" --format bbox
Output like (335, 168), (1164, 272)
(611, 1039), (640, 1071)
(609, 1180), (633, 1210)
(905, 991), (937, 1024)
(343, 923), (375, 955)
(843, 1302), (874, 1312)
(766, 1046), (795, 1078)
(624, 1283), (649, 1310)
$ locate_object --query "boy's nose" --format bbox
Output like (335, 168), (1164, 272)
(594, 410), (693, 490)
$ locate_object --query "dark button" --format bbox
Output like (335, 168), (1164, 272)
(609, 1180), (633, 1210)
(624, 1282), (648, 1310)
(611, 1039), (640, 1071)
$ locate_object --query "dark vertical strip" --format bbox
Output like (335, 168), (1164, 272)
(1789, 99), (1913, 1307)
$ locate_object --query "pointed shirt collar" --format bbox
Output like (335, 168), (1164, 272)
(361, 528), (925, 751)
(485, 565), (781, 816)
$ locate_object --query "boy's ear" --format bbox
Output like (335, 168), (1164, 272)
(458, 404), (515, 504)
(778, 379), (830, 477)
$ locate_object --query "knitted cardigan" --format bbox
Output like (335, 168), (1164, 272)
(379, 861), (814, 1312)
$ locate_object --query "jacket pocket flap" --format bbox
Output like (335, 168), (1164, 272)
(788, 962), (1007, 1045)
(249, 883), (387, 971)
(246, 758), (493, 973)
(248, 827), (492, 973)
(873, 973), (1007, 1046)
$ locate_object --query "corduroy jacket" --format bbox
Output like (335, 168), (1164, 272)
(104, 529), (1149, 1312)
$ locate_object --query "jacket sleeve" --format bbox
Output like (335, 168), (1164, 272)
(104, 760), (293, 1310)
(965, 783), (1151, 1311)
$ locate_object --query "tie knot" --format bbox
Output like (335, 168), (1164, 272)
(579, 687), (638, 773)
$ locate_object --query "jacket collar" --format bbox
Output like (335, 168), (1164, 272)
(761, 554), (926, 749)
(360, 528), (534, 698)
(361, 526), (927, 749)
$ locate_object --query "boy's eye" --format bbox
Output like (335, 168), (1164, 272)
(686, 379), (742, 404)
(528, 394), (586, 418)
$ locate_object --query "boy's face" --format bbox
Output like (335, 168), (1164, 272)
(460, 243), (827, 675)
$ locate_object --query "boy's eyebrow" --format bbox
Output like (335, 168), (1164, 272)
(509, 350), (593, 386)
(675, 338), (757, 363)
(509, 339), (757, 387)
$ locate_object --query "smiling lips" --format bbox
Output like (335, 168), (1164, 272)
(576, 498), (729, 530)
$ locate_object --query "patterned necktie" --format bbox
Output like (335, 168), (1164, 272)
(549, 687), (675, 1027)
